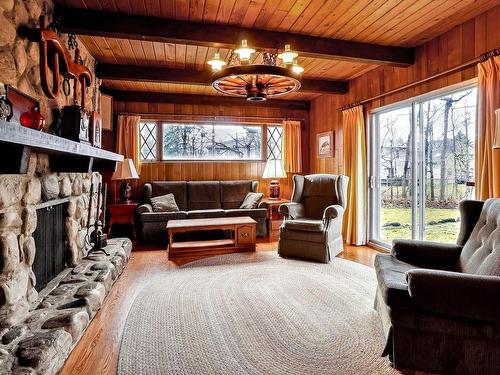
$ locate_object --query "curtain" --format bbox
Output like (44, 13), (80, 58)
(116, 115), (142, 174)
(283, 120), (302, 173)
(342, 106), (367, 245)
(476, 55), (500, 199)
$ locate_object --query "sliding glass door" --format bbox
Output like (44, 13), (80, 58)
(369, 85), (477, 247)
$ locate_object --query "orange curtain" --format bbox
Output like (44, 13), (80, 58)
(116, 115), (142, 174)
(342, 106), (367, 245)
(476, 55), (500, 199)
(283, 120), (302, 173)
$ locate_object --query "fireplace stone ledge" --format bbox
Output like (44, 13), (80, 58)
(0, 237), (132, 375)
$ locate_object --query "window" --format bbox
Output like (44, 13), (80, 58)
(266, 125), (283, 160)
(162, 123), (262, 160)
(369, 85), (477, 246)
(139, 121), (157, 161)
(139, 121), (280, 162)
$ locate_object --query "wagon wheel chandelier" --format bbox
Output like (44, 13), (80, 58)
(207, 40), (304, 102)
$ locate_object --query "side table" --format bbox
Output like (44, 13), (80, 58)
(261, 198), (290, 232)
(108, 203), (137, 239)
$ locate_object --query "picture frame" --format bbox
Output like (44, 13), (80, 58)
(7, 86), (40, 124)
(100, 93), (113, 131)
(317, 131), (334, 158)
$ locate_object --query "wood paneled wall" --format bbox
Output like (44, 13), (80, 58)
(309, 4), (500, 175)
(107, 101), (310, 202)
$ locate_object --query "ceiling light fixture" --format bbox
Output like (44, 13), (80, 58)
(278, 44), (298, 65)
(208, 41), (303, 102)
(234, 39), (255, 63)
(207, 53), (226, 71)
(292, 59), (304, 74)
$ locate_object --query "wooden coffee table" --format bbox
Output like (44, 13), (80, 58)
(166, 216), (256, 259)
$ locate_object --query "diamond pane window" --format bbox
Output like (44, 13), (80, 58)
(267, 126), (283, 160)
(140, 121), (157, 161)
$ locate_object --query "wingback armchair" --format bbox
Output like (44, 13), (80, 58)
(375, 199), (500, 374)
(277, 174), (349, 263)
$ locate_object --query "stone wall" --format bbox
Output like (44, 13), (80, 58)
(0, 154), (102, 329)
(0, 0), (97, 127)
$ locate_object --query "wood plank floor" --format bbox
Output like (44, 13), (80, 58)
(58, 226), (397, 375)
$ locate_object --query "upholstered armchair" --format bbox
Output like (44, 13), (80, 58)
(375, 199), (500, 374)
(277, 174), (349, 263)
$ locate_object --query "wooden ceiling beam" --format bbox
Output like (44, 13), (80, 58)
(96, 64), (348, 94)
(55, 5), (414, 67)
(101, 89), (311, 110)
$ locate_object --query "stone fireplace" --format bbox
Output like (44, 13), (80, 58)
(0, 152), (131, 374)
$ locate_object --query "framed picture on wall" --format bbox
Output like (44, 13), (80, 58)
(317, 131), (334, 158)
(100, 93), (113, 131)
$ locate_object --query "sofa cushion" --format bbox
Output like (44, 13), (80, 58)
(374, 253), (415, 309)
(225, 208), (267, 219)
(280, 227), (325, 243)
(221, 180), (254, 209)
(188, 181), (221, 210)
(150, 193), (179, 212)
(283, 219), (325, 232)
(458, 198), (500, 276)
(150, 182), (187, 211)
(187, 209), (225, 219)
(240, 192), (264, 209)
(139, 211), (187, 223)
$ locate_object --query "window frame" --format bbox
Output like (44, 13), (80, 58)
(367, 78), (478, 250)
(139, 120), (282, 163)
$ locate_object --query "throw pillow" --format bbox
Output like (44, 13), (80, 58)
(150, 193), (179, 212)
(240, 192), (264, 209)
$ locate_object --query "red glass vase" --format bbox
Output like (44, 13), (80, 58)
(20, 106), (45, 130)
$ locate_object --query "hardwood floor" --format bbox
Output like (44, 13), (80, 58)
(59, 226), (384, 375)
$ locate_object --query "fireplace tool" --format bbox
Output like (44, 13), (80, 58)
(86, 181), (109, 256)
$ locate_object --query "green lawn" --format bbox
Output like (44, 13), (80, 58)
(381, 207), (460, 243)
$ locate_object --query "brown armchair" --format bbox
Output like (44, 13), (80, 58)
(277, 174), (349, 263)
(375, 199), (500, 374)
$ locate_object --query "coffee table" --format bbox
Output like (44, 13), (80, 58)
(166, 216), (257, 259)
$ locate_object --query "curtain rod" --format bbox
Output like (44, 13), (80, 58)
(114, 112), (305, 123)
(338, 47), (500, 112)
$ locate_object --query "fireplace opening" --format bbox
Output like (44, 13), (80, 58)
(32, 200), (69, 292)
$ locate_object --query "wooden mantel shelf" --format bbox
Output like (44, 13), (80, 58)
(0, 120), (123, 173)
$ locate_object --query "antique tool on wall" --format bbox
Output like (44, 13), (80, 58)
(34, 17), (92, 110)
(86, 182), (108, 255)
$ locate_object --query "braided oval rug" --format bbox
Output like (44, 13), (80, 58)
(118, 252), (396, 375)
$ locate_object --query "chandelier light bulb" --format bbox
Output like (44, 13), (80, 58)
(207, 53), (226, 72)
(278, 44), (298, 65)
(292, 59), (304, 74)
(235, 39), (255, 63)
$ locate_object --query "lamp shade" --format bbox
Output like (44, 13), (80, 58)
(262, 159), (287, 179)
(111, 158), (139, 180)
(494, 108), (500, 149)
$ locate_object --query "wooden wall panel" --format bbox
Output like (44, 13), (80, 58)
(309, 4), (500, 175)
(106, 101), (310, 202)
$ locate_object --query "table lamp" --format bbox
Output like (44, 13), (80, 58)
(494, 108), (500, 149)
(111, 158), (139, 203)
(262, 159), (287, 199)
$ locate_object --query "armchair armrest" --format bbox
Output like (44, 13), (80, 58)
(257, 201), (269, 209)
(322, 205), (344, 221)
(278, 203), (305, 219)
(392, 240), (462, 270)
(136, 203), (153, 214)
(407, 269), (500, 322)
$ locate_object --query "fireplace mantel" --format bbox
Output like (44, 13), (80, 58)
(0, 120), (123, 173)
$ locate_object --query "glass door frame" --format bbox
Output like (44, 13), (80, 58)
(367, 79), (478, 250)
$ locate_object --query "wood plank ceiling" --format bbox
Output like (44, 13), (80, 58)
(56, 0), (500, 102)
